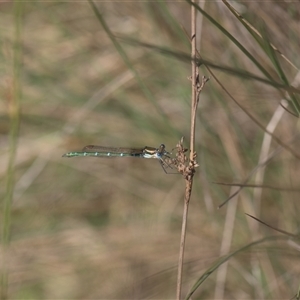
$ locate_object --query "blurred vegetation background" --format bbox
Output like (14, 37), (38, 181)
(1, 1), (300, 299)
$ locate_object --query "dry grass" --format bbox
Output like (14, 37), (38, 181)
(1, 1), (300, 299)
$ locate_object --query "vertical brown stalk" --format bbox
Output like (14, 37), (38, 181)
(176, 1), (208, 299)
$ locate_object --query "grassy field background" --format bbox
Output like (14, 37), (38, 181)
(1, 1), (300, 299)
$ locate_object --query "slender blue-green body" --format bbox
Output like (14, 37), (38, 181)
(62, 144), (172, 172)
(63, 144), (167, 159)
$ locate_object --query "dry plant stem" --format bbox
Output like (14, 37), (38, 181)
(175, 1), (197, 296)
(176, 2), (208, 299)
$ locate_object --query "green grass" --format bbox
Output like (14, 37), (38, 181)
(1, 1), (300, 299)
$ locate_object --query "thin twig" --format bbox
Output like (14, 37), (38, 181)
(175, 2), (208, 299)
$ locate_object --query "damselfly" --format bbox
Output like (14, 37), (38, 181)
(62, 144), (173, 173)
